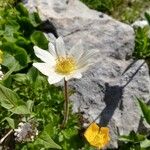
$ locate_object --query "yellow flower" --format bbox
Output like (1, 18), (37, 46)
(0, 50), (3, 64)
(84, 122), (110, 149)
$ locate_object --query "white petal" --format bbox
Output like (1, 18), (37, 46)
(77, 60), (93, 70)
(33, 63), (54, 76)
(18, 122), (24, 126)
(48, 42), (56, 58)
(14, 128), (22, 132)
(34, 46), (55, 64)
(48, 74), (64, 84)
(65, 72), (82, 81)
(56, 36), (66, 57)
(69, 40), (83, 61)
(77, 64), (90, 72)
(73, 72), (82, 79)
(78, 49), (98, 67)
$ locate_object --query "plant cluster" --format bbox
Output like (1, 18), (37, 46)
(119, 99), (150, 150)
(0, 2), (110, 150)
(81, 0), (150, 24)
(0, 0), (18, 10)
(1, 0), (150, 150)
(0, 3), (93, 150)
(133, 13), (150, 63)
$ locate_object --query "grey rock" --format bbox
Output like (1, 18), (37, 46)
(24, 0), (150, 148)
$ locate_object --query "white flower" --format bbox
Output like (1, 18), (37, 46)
(33, 37), (97, 84)
(14, 122), (38, 142)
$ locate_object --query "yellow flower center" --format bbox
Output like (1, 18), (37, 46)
(0, 50), (3, 64)
(55, 57), (76, 75)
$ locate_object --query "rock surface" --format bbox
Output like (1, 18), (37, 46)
(24, 0), (150, 148)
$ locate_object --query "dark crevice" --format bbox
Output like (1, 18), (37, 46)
(66, 0), (69, 4)
(37, 20), (58, 38)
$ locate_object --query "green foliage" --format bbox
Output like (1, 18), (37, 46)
(145, 12), (150, 25)
(0, 3), (88, 150)
(81, 0), (124, 14)
(119, 131), (145, 143)
(133, 26), (150, 60)
(119, 131), (147, 150)
(81, 0), (150, 23)
(16, 3), (29, 17)
(4, 70), (85, 150)
(0, 0), (17, 10)
(119, 99), (150, 150)
(137, 98), (150, 125)
(34, 129), (61, 149)
(0, 3), (47, 73)
(2, 42), (29, 71)
(0, 4), (90, 149)
(0, 84), (30, 114)
(133, 13), (150, 63)
(5, 117), (15, 129)
(31, 31), (48, 50)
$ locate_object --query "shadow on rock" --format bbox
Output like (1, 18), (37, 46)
(99, 83), (124, 126)
(98, 60), (146, 126)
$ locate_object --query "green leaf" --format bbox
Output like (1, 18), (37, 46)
(137, 98), (150, 125)
(11, 105), (31, 114)
(2, 65), (17, 81)
(2, 42), (29, 71)
(12, 73), (29, 83)
(27, 67), (38, 83)
(119, 131), (145, 143)
(145, 12), (150, 25)
(29, 12), (42, 27)
(16, 3), (29, 17)
(17, 17), (34, 36)
(2, 53), (21, 71)
(34, 131), (61, 149)
(141, 139), (150, 148)
(15, 36), (31, 48)
(5, 117), (15, 129)
(26, 100), (34, 112)
(5, 20), (20, 32)
(119, 136), (133, 142)
(30, 31), (48, 49)
(0, 84), (30, 114)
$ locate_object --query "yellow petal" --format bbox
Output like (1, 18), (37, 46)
(84, 123), (99, 143)
(84, 123), (110, 149)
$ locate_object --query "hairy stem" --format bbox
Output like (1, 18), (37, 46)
(61, 79), (69, 128)
(0, 129), (13, 144)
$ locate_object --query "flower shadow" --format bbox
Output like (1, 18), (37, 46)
(97, 60), (146, 126)
(99, 83), (124, 126)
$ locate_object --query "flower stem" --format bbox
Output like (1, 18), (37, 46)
(0, 129), (13, 144)
(61, 79), (69, 128)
